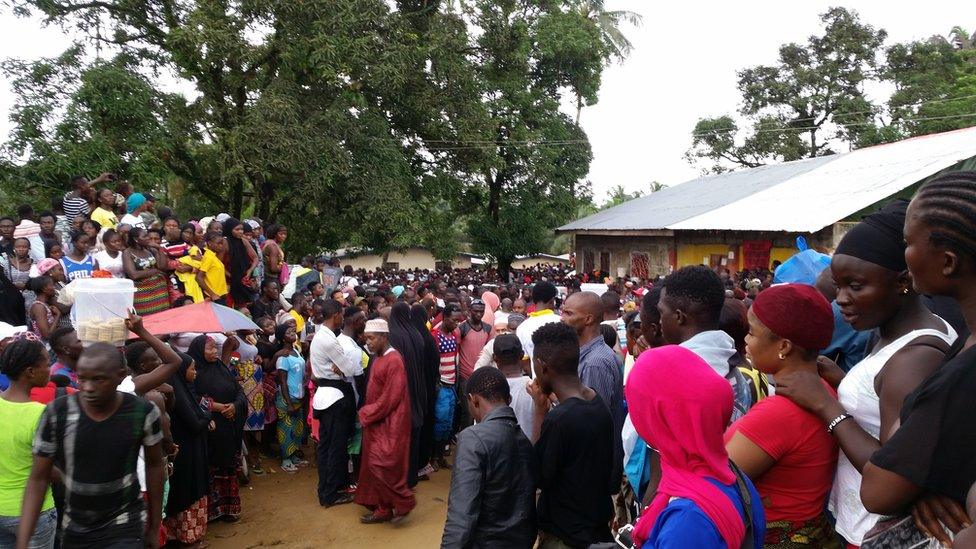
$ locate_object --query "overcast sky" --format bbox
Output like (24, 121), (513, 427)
(0, 1), (971, 202)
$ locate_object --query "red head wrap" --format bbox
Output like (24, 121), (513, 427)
(751, 283), (833, 351)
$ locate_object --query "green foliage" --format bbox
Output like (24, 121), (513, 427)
(687, 7), (885, 172)
(687, 10), (976, 173)
(881, 34), (976, 141)
(1, 0), (612, 264)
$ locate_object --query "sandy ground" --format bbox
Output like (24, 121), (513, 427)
(206, 458), (450, 549)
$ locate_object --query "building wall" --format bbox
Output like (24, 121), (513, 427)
(339, 248), (473, 271)
(573, 225), (838, 277)
(575, 234), (672, 278)
(510, 257), (570, 270)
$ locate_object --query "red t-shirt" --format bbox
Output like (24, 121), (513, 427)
(724, 385), (839, 522)
(457, 322), (491, 380)
(30, 382), (78, 405)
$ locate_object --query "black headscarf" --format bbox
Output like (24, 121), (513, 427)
(222, 217), (254, 304)
(188, 335), (245, 468)
(274, 322), (292, 353)
(835, 200), (909, 272)
(0, 265), (25, 326)
(409, 303), (441, 400)
(166, 352), (211, 515)
(389, 302), (427, 428)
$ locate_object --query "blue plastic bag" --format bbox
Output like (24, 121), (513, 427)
(773, 236), (831, 285)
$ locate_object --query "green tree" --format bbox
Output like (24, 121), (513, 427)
(574, 0), (642, 122)
(686, 7), (886, 173)
(3, 0), (610, 263)
(877, 28), (976, 142)
(461, 0), (605, 275)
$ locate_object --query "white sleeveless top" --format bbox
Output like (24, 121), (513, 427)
(830, 319), (957, 545)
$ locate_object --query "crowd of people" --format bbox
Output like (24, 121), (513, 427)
(0, 170), (975, 549)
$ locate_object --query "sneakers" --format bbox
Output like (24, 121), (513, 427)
(322, 494), (354, 508)
(418, 463), (436, 477)
(281, 460), (299, 473)
(360, 509), (393, 524)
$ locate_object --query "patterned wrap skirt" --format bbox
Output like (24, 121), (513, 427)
(164, 495), (208, 544)
(134, 273), (171, 315)
(276, 391), (307, 461)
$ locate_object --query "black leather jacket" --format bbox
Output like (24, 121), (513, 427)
(441, 406), (537, 548)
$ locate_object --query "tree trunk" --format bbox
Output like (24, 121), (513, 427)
(230, 176), (244, 218)
(487, 172), (501, 224)
(809, 128), (817, 158)
(256, 175), (273, 221)
(575, 90), (583, 124)
(499, 256), (512, 283)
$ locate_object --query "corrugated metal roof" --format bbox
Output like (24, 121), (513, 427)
(561, 127), (976, 233)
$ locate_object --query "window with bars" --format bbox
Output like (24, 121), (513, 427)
(583, 249), (595, 273)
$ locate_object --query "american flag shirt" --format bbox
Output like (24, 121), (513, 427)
(431, 327), (459, 385)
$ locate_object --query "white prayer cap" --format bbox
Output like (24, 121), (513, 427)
(365, 319), (389, 333)
(215, 213), (231, 223)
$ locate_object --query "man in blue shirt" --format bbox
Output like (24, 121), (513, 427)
(560, 290), (624, 492)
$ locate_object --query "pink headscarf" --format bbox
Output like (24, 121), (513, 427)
(626, 345), (743, 549)
(481, 291), (500, 326)
(36, 258), (59, 276)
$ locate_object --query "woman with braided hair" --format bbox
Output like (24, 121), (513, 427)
(0, 338), (56, 548)
(860, 171), (976, 545)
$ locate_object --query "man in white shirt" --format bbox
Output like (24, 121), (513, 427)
(337, 307), (367, 402)
(310, 299), (358, 507)
(515, 281), (561, 375)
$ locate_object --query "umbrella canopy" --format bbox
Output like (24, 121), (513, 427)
(139, 302), (259, 335)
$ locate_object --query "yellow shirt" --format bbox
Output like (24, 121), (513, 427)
(199, 248), (228, 298)
(177, 246), (204, 303)
(289, 309), (306, 334)
(90, 207), (118, 230)
(0, 399), (54, 515)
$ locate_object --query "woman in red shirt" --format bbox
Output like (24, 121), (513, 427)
(725, 284), (840, 548)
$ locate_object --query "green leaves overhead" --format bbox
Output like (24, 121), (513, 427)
(2, 0), (617, 269)
(687, 8), (976, 174)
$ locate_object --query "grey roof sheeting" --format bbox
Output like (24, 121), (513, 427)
(561, 127), (976, 233)
(559, 155), (838, 232)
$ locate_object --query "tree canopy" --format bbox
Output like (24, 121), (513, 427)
(1, 0), (624, 273)
(686, 8), (976, 173)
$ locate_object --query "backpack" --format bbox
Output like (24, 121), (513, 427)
(459, 321), (491, 339)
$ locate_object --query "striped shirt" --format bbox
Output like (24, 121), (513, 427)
(33, 393), (162, 545)
(431, 327), (459, 385)
(62, 193), (90, 225)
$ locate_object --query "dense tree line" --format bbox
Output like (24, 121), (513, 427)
(686, 8), (976, 173)
(0, 0), (637, 273)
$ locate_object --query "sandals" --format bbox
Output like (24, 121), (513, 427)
(281, 461), (299, 473)
(360, 510), (393, 524)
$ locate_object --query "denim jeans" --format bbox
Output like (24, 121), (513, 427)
(0, 507), (57, 549)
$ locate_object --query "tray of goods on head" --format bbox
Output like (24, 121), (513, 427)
(70, 278), (135, 347)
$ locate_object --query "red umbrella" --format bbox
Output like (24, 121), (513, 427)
(138, 302), (259, 335)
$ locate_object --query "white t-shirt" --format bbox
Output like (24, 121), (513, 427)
(515, 310), (561, 374)
(117, 376), (147, 492)
(118, 213), (146, 230)
(506, 376), (536, 441)
(337, 333), (365, 401)
(93, 250), (125, 278)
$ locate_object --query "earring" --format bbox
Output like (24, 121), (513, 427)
(903, 288), (910, 295)
(778, 353), (786, 360)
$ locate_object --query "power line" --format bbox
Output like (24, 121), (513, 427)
(410, 92), (976, 146)
(410, 110), (976, 151)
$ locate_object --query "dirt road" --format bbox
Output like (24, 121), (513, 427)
(207, 464), (450, 548)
